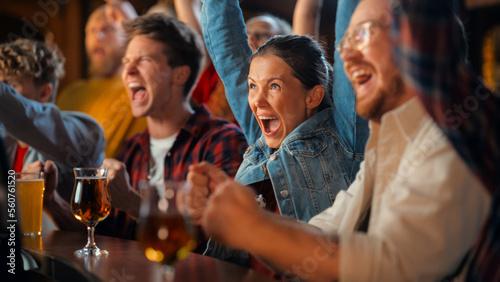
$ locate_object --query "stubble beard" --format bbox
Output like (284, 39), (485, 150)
(363, 73), (406, 122)
(87, 50), (124, 79)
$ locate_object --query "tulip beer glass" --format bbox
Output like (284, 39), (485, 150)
(71, 167), (111, 256)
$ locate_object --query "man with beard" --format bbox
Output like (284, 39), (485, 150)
(57, 1), (146, 158)
(186, 0), (491, 280)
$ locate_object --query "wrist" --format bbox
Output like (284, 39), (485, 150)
(43, 190), (58, 211)
(122, 189), (142, 220)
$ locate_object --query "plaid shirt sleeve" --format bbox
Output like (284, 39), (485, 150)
(393, 1), (500, 280)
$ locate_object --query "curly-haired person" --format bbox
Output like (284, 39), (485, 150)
(0, 39), (106, 231)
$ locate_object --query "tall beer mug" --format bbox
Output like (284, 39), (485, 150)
(15, 172), (45, 237)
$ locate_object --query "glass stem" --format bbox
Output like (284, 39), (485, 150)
(85, 225), (97, 250)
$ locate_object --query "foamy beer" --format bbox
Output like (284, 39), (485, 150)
(15, 172), (45, 236)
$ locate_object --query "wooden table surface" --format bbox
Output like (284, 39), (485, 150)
(21, 230), (278, 282)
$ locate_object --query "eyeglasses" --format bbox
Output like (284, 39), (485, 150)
(336, 21), (383, 55)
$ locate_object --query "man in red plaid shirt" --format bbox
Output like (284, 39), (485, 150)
(96, 13), (247, 239)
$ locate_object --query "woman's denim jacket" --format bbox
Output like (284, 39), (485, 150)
(235, 108), (361, 221)
(200, 0), (368, 266)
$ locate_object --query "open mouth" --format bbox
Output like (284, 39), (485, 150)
(352, 69), (372, 86)
(351, 68), (375, 100)
(259, 116), (280, 134)
(128, 82), (147, 102)
(92, 47), (106, 57)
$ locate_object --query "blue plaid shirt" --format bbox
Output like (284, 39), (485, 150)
(393, 0), (500, 280)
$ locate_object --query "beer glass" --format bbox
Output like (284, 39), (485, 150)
(136, 181), (198, 281)
(71, 167), (111, 256)
(15, 172), (45, 237)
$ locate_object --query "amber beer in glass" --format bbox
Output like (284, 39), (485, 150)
(137, 213), (196, 265)
(136, 181), (197, 281)
(72, 177), (110, 224)
(71, 167), (110, 256)
(15, 172), (45, 236)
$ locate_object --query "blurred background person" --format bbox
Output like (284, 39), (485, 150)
(245, 13), (292, 53)
(56, 1), (147, 158)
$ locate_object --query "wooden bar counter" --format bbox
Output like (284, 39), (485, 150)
(21, 230), (277, 282)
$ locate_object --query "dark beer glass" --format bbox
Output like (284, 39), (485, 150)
(136, 181), (197, 281)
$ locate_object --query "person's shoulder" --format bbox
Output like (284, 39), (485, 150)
(193, 108), (247, 151)
(116, 130), (150, 161)
(203, 112), (244, 137)
(61, 110), (97, 121)
(59, 110), (105, 134)
(124, 129), (149, 144)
